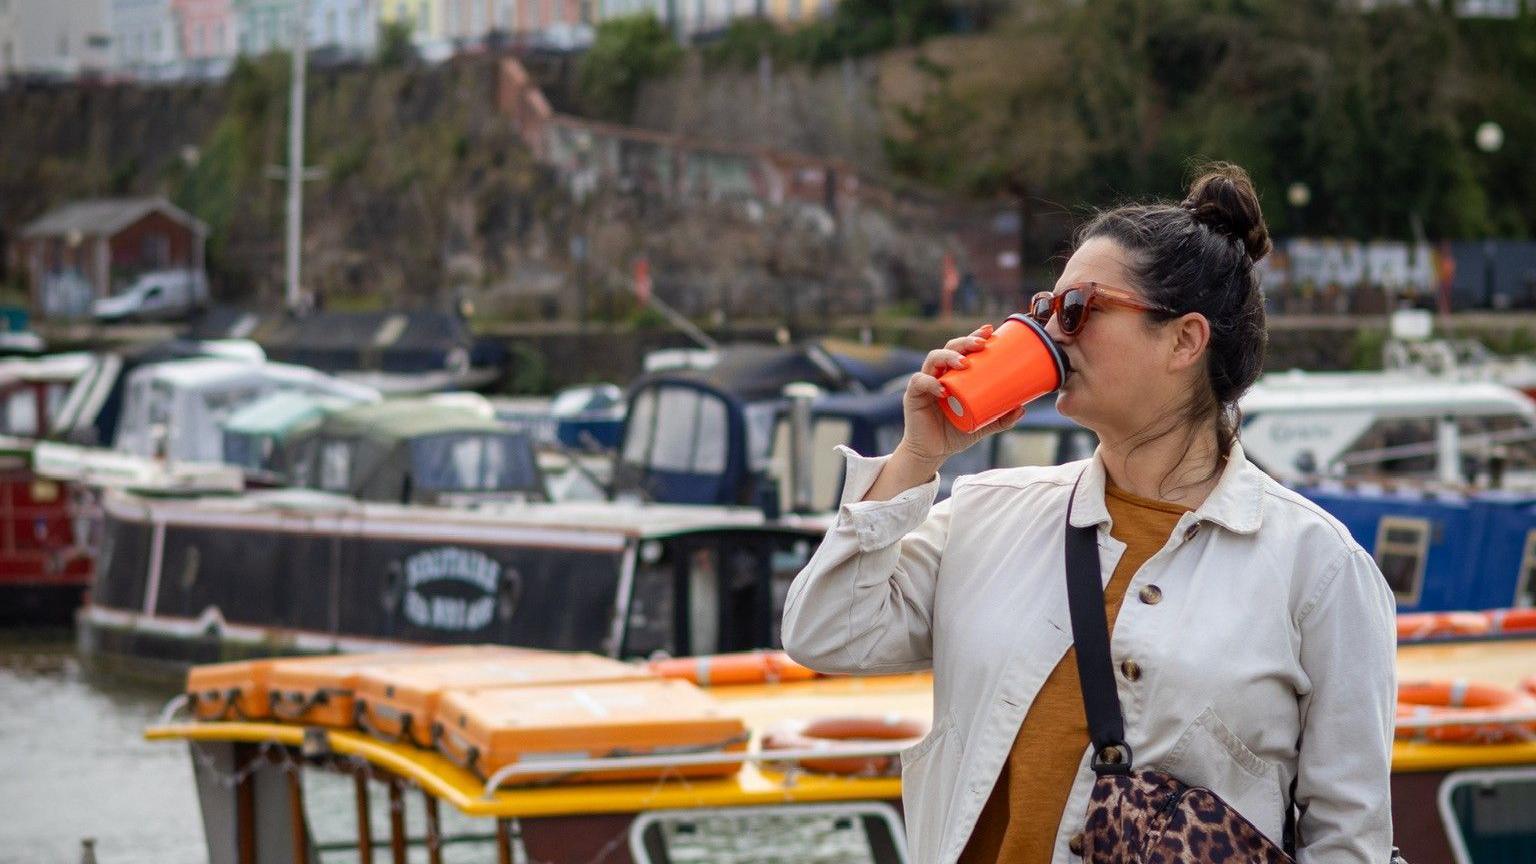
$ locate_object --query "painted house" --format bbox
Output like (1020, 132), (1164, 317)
(16, 198), (207, 319)
(170, 0), (238, 76)
(236, 0), (377, 58)
(0, 0), (113, 80)
(593, 0), (826, 38)
(113, 0), (181, 78)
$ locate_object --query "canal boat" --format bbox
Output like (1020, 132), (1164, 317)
(148, 637), (1536, 864)
(79, 490), (824, 675)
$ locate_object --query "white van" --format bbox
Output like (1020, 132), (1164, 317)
(92, 269), (209, 322)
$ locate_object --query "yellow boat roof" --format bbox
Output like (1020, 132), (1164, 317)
(148, 653), (1536, 818)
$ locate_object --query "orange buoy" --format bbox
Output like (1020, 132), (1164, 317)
(1488, 608), (1536, 635)
(1396, 611), (1491, 642)
(1396, 679), (1536, 743)
(761, 715), (927, 776)
(648, 651), (819, 687)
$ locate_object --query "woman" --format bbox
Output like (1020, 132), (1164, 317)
(781, 164), (1396, 864)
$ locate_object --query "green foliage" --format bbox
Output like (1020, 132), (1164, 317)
(705, 0), (954, 70)
(502, 342), (550, 394)
(378, 20), (415, 68)
(887, 0), (1536, 239)
(578, 15), (683, 122)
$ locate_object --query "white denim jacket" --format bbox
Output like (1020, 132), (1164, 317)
(782, 442), (1396, 864)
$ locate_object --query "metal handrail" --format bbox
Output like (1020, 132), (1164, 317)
(480, 742), (912, 798)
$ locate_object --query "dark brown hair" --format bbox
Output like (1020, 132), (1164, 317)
(1076, 162), (1270, 489)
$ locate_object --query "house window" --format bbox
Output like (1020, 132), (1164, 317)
(1515, 530), (1536, 608)
(1374, 516), (1431, 605)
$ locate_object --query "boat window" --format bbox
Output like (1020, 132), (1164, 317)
(623, 389), (658, 466)
(812, 418), (854, 509)
(997, 429), (1060, 467)
(743, 401), (779, 470)
(632, 803), (906, 864)
(651, 388), (703, 472)
(1516, 530), (1536, 608)
(1439, 768), (1536, 863)
(411, 433), (540, 493)
(688, 547), (720, 656)
(1374, 516), (1431, 605)
(2, 387), (39, 436)
(319, 440), (352, 492)
(624, 549), (677, 658)
(694, 396), (728, 474)
(769, 538), (815, 648)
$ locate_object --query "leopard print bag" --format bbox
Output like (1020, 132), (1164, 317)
(1080, 768), (1291, 863)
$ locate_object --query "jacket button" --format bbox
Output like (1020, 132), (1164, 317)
(1139, 584), (1162, 605)
(1069, 832), (1085, 855)
(1184, 523), (1200, 541)
(1121, 659), (1142, 681)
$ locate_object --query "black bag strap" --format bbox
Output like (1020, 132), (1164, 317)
(1064, 473), (1133, 775)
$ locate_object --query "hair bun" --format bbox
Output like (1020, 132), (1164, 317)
(1181, 162), (1272, 263)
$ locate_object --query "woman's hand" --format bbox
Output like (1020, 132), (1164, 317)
(897, 324), (1026, 469)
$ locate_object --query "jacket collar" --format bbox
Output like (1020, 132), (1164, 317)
(1067, 440), (1265, 535)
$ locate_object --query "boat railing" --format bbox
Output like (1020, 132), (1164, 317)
(480, 742), (909, 798)
(1338, 424), (1536, 469)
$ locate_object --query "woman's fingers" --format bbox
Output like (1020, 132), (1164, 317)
(978, 405), (1027, 436)
(907, 372), (945, 400)
(944, 331), (992, 354)
(921, 348), (970, 376)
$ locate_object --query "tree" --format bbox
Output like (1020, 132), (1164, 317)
(578, 15), (683, 123)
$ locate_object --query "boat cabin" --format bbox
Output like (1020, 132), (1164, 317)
(220, 391), (361, 482)
(113, 357), (379, 464)
(278, 397), (547, 505)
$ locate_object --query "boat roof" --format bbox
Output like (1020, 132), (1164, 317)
(220, 390), (363, 437)
(102, 488), (822, 540)
(1242, 374), (1536, 418)
(315, 396), (500, 440)
(131, 357), (378, 401)
(0, 352), (96, 385)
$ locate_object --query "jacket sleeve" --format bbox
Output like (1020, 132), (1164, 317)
(1294, 549), (1398, 863)
(781, 445), (950, 675)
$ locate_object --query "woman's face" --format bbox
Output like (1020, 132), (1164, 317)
(1047, 237), (1193, 440)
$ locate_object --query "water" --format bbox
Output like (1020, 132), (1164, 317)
(0, 632), (204, 864)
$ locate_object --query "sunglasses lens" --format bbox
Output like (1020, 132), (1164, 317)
(1059, 290), (1087, 333)
(1029, 295), (1052, 325)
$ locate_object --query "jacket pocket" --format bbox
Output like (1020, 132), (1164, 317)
(901, 710), (957, 864)
(1159, 706), (1285, 843)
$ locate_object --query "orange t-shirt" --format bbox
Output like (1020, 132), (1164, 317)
(958, 484), (1190, 864)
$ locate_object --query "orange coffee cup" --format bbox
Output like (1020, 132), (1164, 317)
(936, 313), (1070, 433)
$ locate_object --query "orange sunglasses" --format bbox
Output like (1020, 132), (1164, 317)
(1028, 282), (1178, 336)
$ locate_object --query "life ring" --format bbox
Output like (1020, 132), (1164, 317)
(1396, 612), (1491, 642)
(760, 715), (927, 776)
(648, 651), (819, 687)
(1488, 608), (1536, 635)
(1396, 680), (1536, 743)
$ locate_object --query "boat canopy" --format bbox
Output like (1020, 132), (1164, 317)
(279, 396), (547, 504)
(1240, 372), (1536, 483)
(220, 390), (363, 472)
(113, 357), (380, 463)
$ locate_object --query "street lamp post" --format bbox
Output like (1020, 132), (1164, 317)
(1476, 121), (1504, 307)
